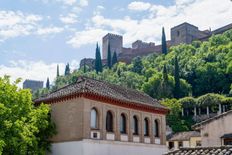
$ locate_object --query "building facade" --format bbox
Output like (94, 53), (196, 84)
(193, 110), (232, 147)
(166, 131), (201, 150)
(35, 76), (169, 155)
(23, 79), (43, 92)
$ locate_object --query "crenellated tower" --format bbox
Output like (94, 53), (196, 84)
(102, 33), (123, 59)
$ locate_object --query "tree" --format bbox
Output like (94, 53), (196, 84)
(95, 43), (103, 73)
(142, 72), (191, 99)
(161, 99), (192, 132)
(83, 58), (86, 73)
(112, 51), (118, 66)
(64, 63), (70, 76)
(162, 27), (168, 55)
(174, 56), (181, 98)
(107, 43), (112, 69)
(57, 64), (59, 77)
(46, 77), (50, 89)
(0, 76), (56, 154)
(163, 64), (168, 83)
(131, 56), (143, 74)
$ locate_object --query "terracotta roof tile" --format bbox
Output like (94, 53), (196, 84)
(164, 146), (232, 155)
(34, 76), (167, 110)
(167, 131), (200, 141)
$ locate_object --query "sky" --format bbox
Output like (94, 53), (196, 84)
(0, 0), (232, 87)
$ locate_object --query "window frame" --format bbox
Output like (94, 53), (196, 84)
(106, 111), (114, 132)
(120, 113), (127, 134)
(90, 108), (98, 129)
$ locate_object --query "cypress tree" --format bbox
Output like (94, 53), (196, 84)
(95, 43), (102, 73)
(174, 56), (181, 98)
(162, 27), (168, 55)
(83, 58), (86, 73)
(64, 63), (70, 76)
(163, 64), (168, 83)
(112, 51), (118, 66)
(46, 77), (50, 89)
(57, 64), (60, 77)
(107, 43), (112, 69)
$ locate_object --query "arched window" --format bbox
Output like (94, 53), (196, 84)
(120, 114), (127, 134)
(133, 116), (139, 135)
(106, 111), (113, 132)
(90, 108), (98, 129)
(154, 119), (160, 137)
(144, 118), (149, 136)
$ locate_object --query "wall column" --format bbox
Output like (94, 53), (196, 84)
(207, 106), (209, 116)
(198, 107), (201, 115)
(218, 104), (222, 114)
(194, 107), (197, 116)
(223, 105), (226, 113)
(181, 108), (184, 117)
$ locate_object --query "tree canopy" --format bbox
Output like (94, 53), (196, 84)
(0, 76), (56, 155)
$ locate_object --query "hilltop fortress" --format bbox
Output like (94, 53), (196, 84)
(80, 22), (232, 67)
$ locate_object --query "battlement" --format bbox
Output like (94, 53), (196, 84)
(23, 79), (43, 92)
(132, 40), (155, 49)
(102, 33), (123, 59)
(103, 33), (123, 40)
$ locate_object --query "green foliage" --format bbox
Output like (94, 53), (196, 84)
(56, 65), (59, 77)
(0, 76), (56, 155)
(46, 77), (50, 89)
(161, 99), (191, 132)
(142, 72), (191, 99)
(197, 93), (224, 107)
(174, 56), (181, 98)
(64, 63), (70, 76)
(112, 51), (118, 67)
(179, 97), (196, 108)
(83, 59), (87, 73)
(95, 43), (103, 73)
(162, 27), (167, 55)
(131, 56), (143, 74)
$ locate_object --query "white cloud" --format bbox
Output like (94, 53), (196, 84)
(67, 28), (109, 48)
(0, 60), (79, 88)
(80, 0), (88, 7)
(60, 13), (78, 24)
(97, 5), (105, 10)
(36, 26), (64, 35)
(128, 1), (152, 11)
(0, 10), (42, 41)
(57, 0), (76, 5)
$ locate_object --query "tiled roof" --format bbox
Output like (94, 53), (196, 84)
(164, 146), (232, 155)
(221, 133), (232, 139)
(167, 131), (200, 141)
(34, 76), (168, 110)
(193, 110), (232, 129)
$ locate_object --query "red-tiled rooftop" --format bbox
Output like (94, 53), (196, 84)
(164, 146), (232, 155)
(34, 76), (168, 111)
(167, 131), (200, 141)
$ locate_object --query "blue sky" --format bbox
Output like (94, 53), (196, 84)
(0, 0), (232, 86)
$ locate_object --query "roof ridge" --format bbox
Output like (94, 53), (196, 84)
(193, 109), (232, 128)
(78, 76), (160, 102)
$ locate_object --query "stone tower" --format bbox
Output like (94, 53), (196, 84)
(102, 33), (123, 59)
(171, 22), (200, 46)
